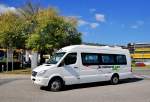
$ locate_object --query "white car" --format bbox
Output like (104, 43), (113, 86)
(31, 45), (132, 91)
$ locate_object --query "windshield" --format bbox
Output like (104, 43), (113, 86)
(47, 52), (66, 64)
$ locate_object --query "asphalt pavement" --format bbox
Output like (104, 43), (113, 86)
(0, 68), (150, 102)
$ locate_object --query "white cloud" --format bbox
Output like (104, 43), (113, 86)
(90, 23), (100, 28)
(78, 19), (89, 26)
(95, 13), (105, 22)
(82, 32), (88, 36)
(130, 20), (144, 29)
(78, 19), (100, 29)
(121, 24), (125, 28)
(131, 25), (138, 29)
(137, 20), (144, 25)
(110, 22), (113, 25)
(67, 15), (82, 19)
(0, 4), (17, 14)
(89, 8), (96, 13)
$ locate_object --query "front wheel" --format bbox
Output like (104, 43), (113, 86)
(111, 75), (119, 85)
(49, 79), (63, 92)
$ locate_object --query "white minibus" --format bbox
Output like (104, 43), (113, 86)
(31, 45), (132, 91)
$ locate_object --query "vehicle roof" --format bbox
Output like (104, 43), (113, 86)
(58, 45), (129, 54)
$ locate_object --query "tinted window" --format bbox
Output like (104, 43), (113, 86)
(65, 53), (77, 65)
(81, 53), (127, 65)
(81, 53), (100, 65)
(47, 52), (66, 64)
(101, 54), (115, 65)
(116, 55), (127, 65)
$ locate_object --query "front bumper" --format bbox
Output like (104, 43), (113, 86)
(31, 76), (49, 86)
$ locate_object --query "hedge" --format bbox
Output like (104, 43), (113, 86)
(0, 62), (20, 72)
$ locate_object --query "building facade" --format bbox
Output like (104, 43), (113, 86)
(128, 43), (150, 64)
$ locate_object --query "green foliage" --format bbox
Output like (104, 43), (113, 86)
(26, 8), (82, 53)
(0, 2), (82, 55)
(0, 12), (27, 48)
(26, 34), (41, 51)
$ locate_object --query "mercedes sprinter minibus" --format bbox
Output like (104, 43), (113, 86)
(31, 45), (132, 91)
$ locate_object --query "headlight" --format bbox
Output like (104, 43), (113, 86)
(37, 70), (47, 76)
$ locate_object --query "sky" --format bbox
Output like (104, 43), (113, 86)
(0, 0), (150, 45)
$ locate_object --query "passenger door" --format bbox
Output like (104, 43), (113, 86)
(98, 54), (115, 80)
(79, 53), (105, 83)
(98, 54), (128, 80)
(61, 53), (80, 85)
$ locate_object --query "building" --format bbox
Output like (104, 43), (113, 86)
(128, 43), (150, 64)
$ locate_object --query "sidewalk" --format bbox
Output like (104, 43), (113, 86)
(0, 73), (30, 79)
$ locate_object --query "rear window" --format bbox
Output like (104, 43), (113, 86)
(116, 55), (127, 65)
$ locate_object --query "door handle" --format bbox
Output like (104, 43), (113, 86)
(97, 65), (101, 69)
(74, 67), (78, 69)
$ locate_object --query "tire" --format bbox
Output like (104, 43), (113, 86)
(49, 78), (63, 92)
(111, 75), (119, 85)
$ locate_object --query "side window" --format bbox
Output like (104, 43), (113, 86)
(81, 53), (100, 65)
(116, 55), (127, 65)
(65, 53), (77, 65)
(101, 54), (115, 65)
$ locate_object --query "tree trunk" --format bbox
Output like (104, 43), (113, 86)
(11, 49), (13, 72)
(31, 51), (38, 70)
(6, 48), (13, 71)
(25, 50), (30, 63)
(40, 51), (45, 65)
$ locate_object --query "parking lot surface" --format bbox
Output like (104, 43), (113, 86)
(0, 68), (150, 102)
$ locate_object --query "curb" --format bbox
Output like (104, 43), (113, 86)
(133, 74), (150, 79)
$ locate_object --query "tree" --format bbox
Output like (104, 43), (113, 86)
(18, 2), (42, 67)
(0, 12), (26, 48)
(0, 12), (27, 70)
(0, 2), (82, 69)
(26, 8), (82, 65)
(18, 1), (40, 36)
(56, 22), (82, 48)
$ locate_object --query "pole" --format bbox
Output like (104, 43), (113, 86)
(6, 48), (8, 72)
(12, 48), (13, 72)
(2, 65), (4, 72)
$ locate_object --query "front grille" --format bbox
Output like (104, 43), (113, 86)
(32, 71), (37, 77)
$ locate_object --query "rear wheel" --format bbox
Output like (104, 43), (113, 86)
(49, 78), (63, 92)
(111, 75), (119, 85)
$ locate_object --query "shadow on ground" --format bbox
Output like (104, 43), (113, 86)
(40, 78), (143, 92)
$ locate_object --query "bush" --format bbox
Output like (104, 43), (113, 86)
(0, 62), (20, 72)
